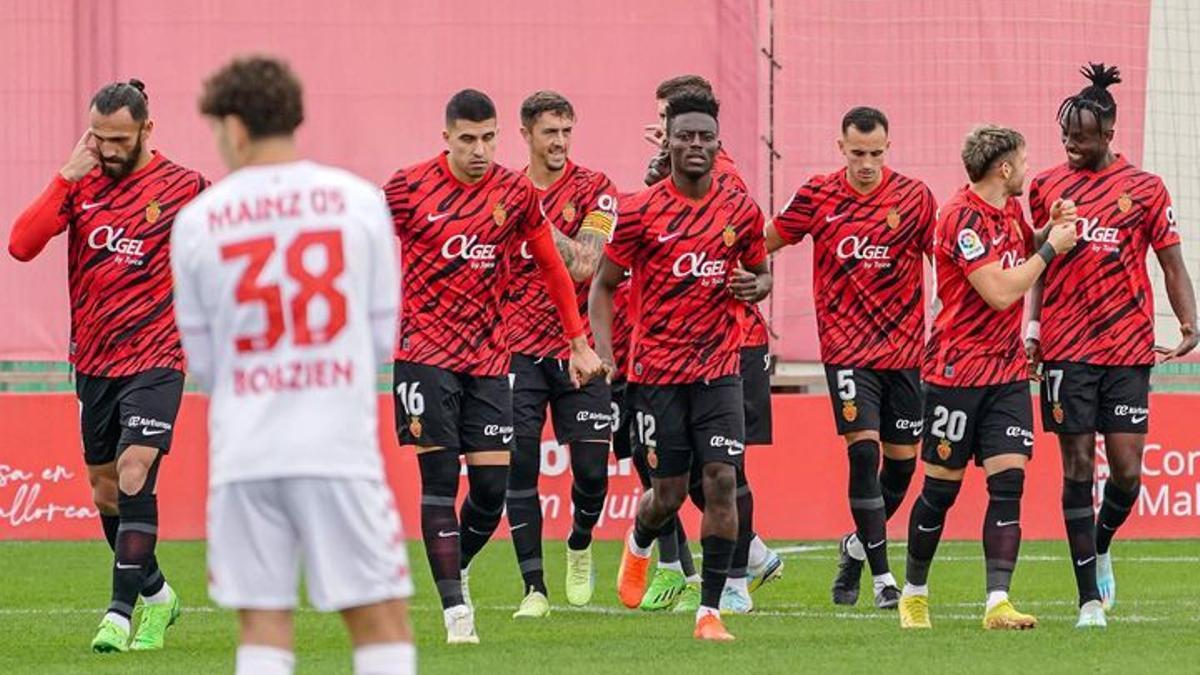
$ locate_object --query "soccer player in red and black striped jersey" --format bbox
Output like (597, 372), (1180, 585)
(8, 80), (206, 652)
(766, 106), (937, 610)
(501, 91), (619, 617)
(633, 75), (781, 616)
(898, 126), (1079, 631)
(1025, 64), (1197, 627)
(383, 89), (604, 644)
(592, 90), (771, 641)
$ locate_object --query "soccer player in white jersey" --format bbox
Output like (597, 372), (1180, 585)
(171, 56), (415, 675)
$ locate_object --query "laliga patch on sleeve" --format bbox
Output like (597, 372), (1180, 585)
(957, 228), (986, 261)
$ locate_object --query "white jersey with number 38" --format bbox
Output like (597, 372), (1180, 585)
(172, 160), (399, 487)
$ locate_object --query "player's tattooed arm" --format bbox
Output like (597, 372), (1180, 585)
(1154, 244), (1198, 362)
(550, 226), (606, 282)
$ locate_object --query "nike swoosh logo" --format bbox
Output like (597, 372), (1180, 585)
(81, 202), (105, 211)
(115, 562), (140, 569)
(825, 213), (847, 222)
(510, 522), (529, 531)
(1130, 415), (1147, 424)
(437, 530), (459, 538)
(502, 434), (514, 444)
(579, 509), (602, 517)
(992, 235), (1005, 246)
(426, 213), (452, 222)
(1023, 439), (1034, 447)
(867, 540), (885, 549)
(995, 520), (1020, 528)
(1075, 556), (1096, 567)
(593, 421), (610, 431)
(1100, 523), (1117, 531)
(141, 428), (168, 436)
(467, 527), (490, 535)
(916, 524), (942, 533)
(657, 232), (682, 242)
(727, 448), (744, 456)
(913, 428), (923, 436)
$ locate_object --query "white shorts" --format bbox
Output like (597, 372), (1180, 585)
(207, 477), (414, 611)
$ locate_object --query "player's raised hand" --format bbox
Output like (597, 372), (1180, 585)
(644, 150), (670, 186)
(60, 130), (99, 182)
(642, 123), (666, 148)
(1046, 219), (1079, 255)
(1048, 198), (1077, 225)
(567, 340), (606, 388)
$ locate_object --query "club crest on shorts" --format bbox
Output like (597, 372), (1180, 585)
(1117, 192), (1133, 213)
(937, 438), (952, 461)
(1052, 402), (1064, 424)
(492, 202), (508, 227)
(408, 415), (423, 439)
(646, 448), (658, 469)
(145, 199), (161, 224)
(842, 400), (858, 422)
(886, 208), (900, 229)
(562, 200), (577, 223)
(723, 223), (737, 247)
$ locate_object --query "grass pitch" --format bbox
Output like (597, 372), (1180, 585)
(1, 539), (1198, 673)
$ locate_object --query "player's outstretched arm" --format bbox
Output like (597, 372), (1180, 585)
(1154, 244), (1198, 362)
(968, 219), (1078, 312)
(764, 221), (790, 254)
(588, 255), (625, 383)
(9, 131), (97, 261)
(528, 224), (604, 386)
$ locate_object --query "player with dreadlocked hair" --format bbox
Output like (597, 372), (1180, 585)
(1026, 63), (1198, 629)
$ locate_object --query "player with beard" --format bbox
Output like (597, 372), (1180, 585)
(10, 79), (206, 653)
(502, 91), (619, 617)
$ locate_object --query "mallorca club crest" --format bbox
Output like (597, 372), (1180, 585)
(722, 223), (737, 248)
(492, 202), (508, 227)
(1052, 402), (1065, 424)
(937, 438), (953, 461)
(562, 200), (577, 223)
(145, 199), (162, 224)
(1117, 192), (1133, 213)
(646, 448), (658, 469)
(886, 208), (901, 229)
(408, 416), (423, 439)
(842, 400), (858, 422)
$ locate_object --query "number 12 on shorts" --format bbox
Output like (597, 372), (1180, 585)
(636, 411), (656, 447)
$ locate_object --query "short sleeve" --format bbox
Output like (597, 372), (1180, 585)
(580, 175), (619, 242)
(605, 194), (643, 269)
(773, 178), (819, 244)
(944, 207), (1000, 277)
(1146, 177), (1181, 251)
(382, 168), (413, 241)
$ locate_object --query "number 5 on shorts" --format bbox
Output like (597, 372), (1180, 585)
(836, 369), (856, 401)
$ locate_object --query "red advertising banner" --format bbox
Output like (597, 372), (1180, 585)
(1, 393), (1197, 541)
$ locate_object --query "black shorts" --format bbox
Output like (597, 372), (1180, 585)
(610, 379), (635, 460)
(631, 376), (745, 478)
(921, 380), (1034, 470)
(393, 361), (513, 452)
(511, 353), (612, 444)
(824, 365), (924, 444)
(75, 367), (185, 466)
(1040, 361), (1151, 434)
(740, 345), (773, 445)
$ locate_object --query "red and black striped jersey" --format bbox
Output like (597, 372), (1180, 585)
(384, 153), (546, 376)
(503, 161), (617, 359)
(774, 167), (936, 369)
(1029, 156), (1179, 366)
(60, 152), (206, 376)
(924, 186), (1033, 387)
(606, 178), (767, 385)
